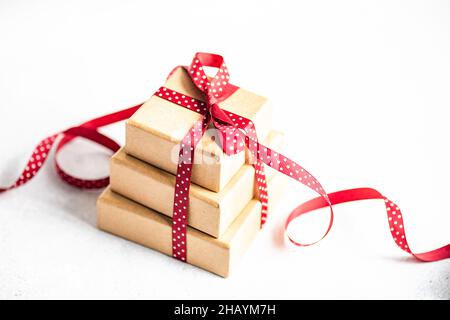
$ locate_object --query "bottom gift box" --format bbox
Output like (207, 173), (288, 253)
(97, 174), (287, 277)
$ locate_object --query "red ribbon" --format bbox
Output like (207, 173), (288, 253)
(1, 53), (449, 264)
(0, 106), (140, 192)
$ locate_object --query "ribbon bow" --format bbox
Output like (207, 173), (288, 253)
(188, 53), (247, 156)
(1, 52), (449, 263)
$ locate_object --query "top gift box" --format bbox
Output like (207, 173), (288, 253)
(125, 66), (273, 192)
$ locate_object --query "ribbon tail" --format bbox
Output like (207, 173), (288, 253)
(0, 134), (60, 192)
(414, 245), (450, 262)
(54, 104), (142, 188)
(250, 139), (450, 261)
(287, 188), (450, 262)
(1, 104), (142, 192)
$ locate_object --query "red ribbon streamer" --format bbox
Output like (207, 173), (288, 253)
(1, 52), (449, 263)
(0, 106), (141, 192)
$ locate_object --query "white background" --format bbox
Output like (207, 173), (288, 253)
(0, 0), (449, 299)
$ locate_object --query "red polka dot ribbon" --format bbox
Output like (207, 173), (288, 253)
(0, 106), (141, 193)
(1, 52), (449, 264)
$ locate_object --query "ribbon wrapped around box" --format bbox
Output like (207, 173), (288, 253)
(126, 66), (273, 192)
(110, 131), (283, 238)
(0, 52), (448, 274)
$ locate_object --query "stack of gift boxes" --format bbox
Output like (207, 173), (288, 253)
(97, 67), (287, 277)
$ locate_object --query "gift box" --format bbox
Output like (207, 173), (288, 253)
(111, 130), (284, 238)
(97, 173), (287, 278)
(97, 53), (295, 276)
(125, 67), (273, 192)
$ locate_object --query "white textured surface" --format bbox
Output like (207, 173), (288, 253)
(0, 0), (449, 299)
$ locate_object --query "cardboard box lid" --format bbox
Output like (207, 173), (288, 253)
(128, 67), (271, 154)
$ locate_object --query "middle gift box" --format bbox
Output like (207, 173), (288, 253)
(111, 130), (283, 238)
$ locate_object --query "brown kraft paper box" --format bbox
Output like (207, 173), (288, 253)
(110, 131), (284, 238)
(97, 173), (287, 278)
(125, 67), (273, 192)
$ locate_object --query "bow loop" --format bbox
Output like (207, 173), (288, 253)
(185, 53), (245, 157)
(188, 52), (231, 102)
